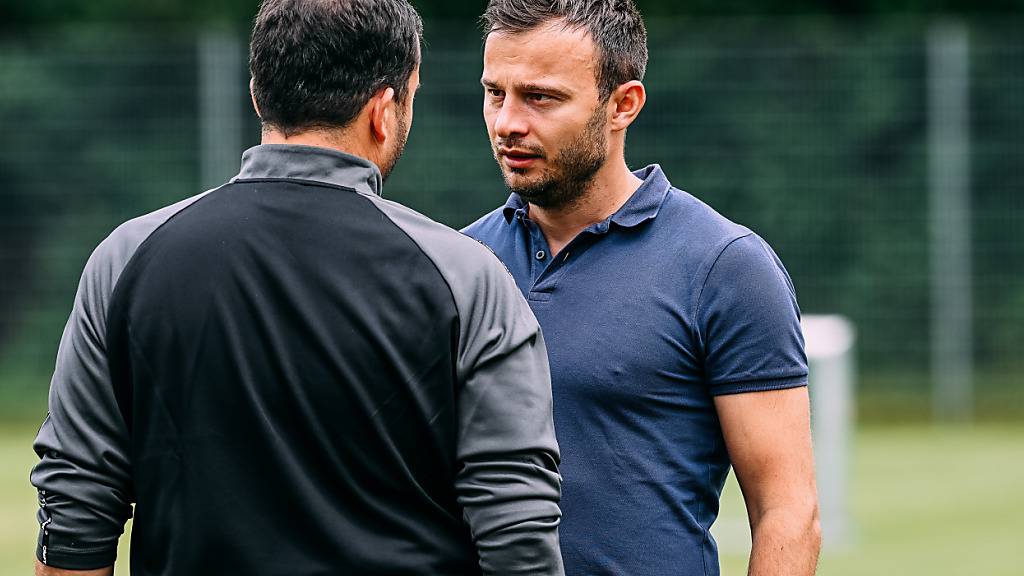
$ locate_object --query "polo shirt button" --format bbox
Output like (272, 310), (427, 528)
(535, 250), (546, 260)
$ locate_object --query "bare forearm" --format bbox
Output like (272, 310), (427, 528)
(747, 506), (821, 576)
(715, 388), (819, 575)
(35, 560), (113, 576)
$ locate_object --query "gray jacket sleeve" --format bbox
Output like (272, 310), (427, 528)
(30, 193), (209, 570)
(371, 197), (564, 575)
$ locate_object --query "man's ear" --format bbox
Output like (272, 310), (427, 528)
(250, 78), (262, 119)
(608, 80), (646, 132)
(368, 86), (397, 144)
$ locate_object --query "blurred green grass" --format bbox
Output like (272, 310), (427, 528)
(719, 425), (1024, 575)
(3, 423), (1022, 575)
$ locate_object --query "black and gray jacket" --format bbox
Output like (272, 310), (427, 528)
(31, 144), (563, 575)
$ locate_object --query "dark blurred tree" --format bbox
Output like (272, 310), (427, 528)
(1, 0), (1022, 411)
(0, 32), (200, 376)
(0, 162), (36, 355)
(3, 0), (1024, 30)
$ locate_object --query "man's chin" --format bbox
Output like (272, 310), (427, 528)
(502, 172), (538, 194)
(501, 163), (535, 178)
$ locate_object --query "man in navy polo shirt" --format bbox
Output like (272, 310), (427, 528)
(464, 1), (821, 575)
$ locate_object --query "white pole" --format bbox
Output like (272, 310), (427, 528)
(711, 315), (856, 554)
(927, 21), (973, 423)
(199, 30), (243, 190)
(804, 315), (856, 551)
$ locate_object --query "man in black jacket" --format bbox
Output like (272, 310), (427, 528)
(31, 1), (563, 574)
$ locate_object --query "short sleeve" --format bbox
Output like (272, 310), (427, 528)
(696, 233), (808, 395)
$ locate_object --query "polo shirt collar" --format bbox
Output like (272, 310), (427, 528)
(501, 164), (672, 229)
(232, 144), (383, 197)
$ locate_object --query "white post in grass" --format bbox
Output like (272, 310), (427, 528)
(199, 30), (244, 191)
(803, 314), (855, 551)
(927, 21), (973, 423)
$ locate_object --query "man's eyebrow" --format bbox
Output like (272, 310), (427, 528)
(480, 78), (571, 98)
(518, 83), (571, 98)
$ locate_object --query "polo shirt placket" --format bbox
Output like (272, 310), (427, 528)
(503, 170), (668, 304)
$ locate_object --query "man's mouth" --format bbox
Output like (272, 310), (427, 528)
(498, 148), (542, 170)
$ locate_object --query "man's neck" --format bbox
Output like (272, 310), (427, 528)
(529, 160), (643, 257)
(261, 127), (375, 165)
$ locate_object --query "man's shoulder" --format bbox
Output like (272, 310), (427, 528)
(651, 185), (756, 265)
(365, 195), (514, 291)
(87, 189), (216, 288)
(664, 185), (749, 236)
(367, 195), (497, 262)
(107, 190), (215, 249)
(61, 188), (217, 334)
(663, 190), (791, 286)
(461, 205), (508, 244)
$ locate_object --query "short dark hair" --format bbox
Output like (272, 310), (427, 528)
(250, 0), (423, 135)
(481, 0), (647, 100)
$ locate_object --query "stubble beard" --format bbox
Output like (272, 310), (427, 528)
(496, 105), (608, 211)
(379, 109), (410, 183)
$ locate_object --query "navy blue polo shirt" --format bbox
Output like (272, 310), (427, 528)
(463, 165), (807, 576)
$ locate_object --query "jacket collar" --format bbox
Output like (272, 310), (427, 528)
(232, 144), (383, 197)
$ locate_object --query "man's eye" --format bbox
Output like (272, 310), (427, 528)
(487, 89), (505, 98)
(527, 93), (551, 102)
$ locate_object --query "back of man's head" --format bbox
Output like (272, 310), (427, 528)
(250, 0), (423, 137)
(481, 0), (647, 100)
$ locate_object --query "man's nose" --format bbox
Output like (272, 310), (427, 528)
(493, 98), (529, 140)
